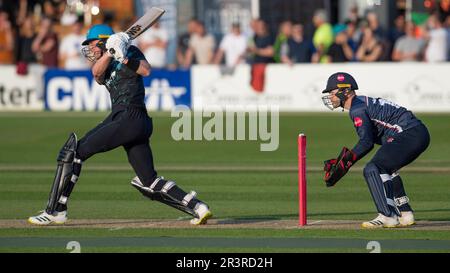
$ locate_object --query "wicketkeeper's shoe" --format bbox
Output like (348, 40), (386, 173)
(361, 214), (399, 229)
(28, 210), (67, 226)
(399, 211), (415, 227)
(190, 203), (212, 225)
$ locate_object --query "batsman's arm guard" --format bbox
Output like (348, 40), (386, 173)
(131, 176), (200, 218)
(45, 133), (80, 214)
(324, 147), (357, 187)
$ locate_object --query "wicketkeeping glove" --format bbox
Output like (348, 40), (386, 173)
(324, 147), (357, 187)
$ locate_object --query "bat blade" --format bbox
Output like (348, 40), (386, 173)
(125, 7), (166, 40)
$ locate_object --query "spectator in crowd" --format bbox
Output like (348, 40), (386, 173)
(214, 22), (247, 68)
(347, 5), (361, 26)
(446, 15), (450, 61)
(366, 11), (392, 61)
(247, 18), (259, 40)
(138, 21), (169, 69)
(15, 14), (37, 74)
(312, 9), (333, 63)
(366, 11), (386, 40)
(43, 0), (66, 23)
(326, 24), (354, 63)
(273, 20), (292, 63)
(424, 14), (448, 63)
(184, 21), (215, 67)
(392, 22), (425, 62)
(247, 19), (275, 64)
(244, 18), (259, 62)
(345, 20), (360, 55)
(59, 20), (89, 69)
(0, 10), (14, 64)
(389, 15), (406, 47)
(387, 14), (406, 61)
(356, 25), (383, 62)
(280, 23), (314, 65)
(32, 17), (59, 67)
(248, 19), (274, 92)
(177, 18), (198, 67)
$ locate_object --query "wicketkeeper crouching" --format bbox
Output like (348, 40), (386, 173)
(321, 72), (430, 229)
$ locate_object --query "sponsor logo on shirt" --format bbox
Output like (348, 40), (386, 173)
(354, 117), (363, 127)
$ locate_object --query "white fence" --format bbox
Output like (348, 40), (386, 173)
(1, 63), (450, 112)
(192, 63), (450, 112)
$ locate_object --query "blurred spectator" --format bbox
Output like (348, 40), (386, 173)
(389, 15), (406, 47)
(177, 18), (198, 67)
(345, 20), (360, 54)
(244, 18), (259, 62)
(248, 20), (275, 64)
(326, 25), (354, 63)
(392, 22), (425, 62)
(0, 10), (14, 64)
(43, 0), (65, 22)
(15, 14), (37, 75)
(312, 9), (333, 63)
(273, 20), (292, 63)
(366, 11), (386, 40)
(356, 25), (383, 62)
(32, 18), (59, 67)
(247, 18), (259, 40)
(59, 20), (89, 70)
(424, 14), (448, 62)
(280, 23), (314, 65)
(446, 16), (450, 61)
(214, 23), (247, 68)
(138, 21), (169, 68)
(366, 11), (392, 61)
(347, 5), (361, 25)
(184, 21), (215, 66)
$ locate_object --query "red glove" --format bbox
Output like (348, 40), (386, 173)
(324, 147), (357, 187)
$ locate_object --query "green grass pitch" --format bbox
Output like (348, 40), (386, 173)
(0, 112), (449, 253)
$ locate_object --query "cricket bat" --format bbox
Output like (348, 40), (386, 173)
(108, 7), (165, 55)
(125, 7), (166, 40)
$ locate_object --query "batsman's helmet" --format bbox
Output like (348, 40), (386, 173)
(82, 24), (115, 45)
(322, 72), (358, 94)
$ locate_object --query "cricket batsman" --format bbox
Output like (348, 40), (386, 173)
(28, 25), (212, 226)
(321, 72), (430, 228)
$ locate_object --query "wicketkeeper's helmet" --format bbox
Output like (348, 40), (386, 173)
(322, 72), (359, 110)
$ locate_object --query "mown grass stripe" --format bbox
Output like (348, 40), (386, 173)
(1, 165), (449, 173)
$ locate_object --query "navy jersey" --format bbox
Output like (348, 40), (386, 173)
(101, 46), (147, 108)
(349, 96), (422, 159)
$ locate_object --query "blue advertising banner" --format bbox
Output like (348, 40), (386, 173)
(44, 68), (191, 111)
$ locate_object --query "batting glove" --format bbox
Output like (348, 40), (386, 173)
(106, 32), (131, 62)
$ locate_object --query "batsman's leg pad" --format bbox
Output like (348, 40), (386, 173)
(363, 163), (400, 217)
(131, 176), (200, 218)
(45, 133), (82, 214)
(392, 173), (413, 212)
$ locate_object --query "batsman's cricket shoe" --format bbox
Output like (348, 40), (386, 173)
(28, 211), (67, 226)
(399, 211), (415, 227)
(190, 203), (212, 225)
(362, 214), (399, 229)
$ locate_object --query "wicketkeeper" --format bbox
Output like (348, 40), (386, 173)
(321, 72), (430, 228)
(28, 25), (212, 226)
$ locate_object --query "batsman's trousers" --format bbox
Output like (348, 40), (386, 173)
(76, 104), (158, 186)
